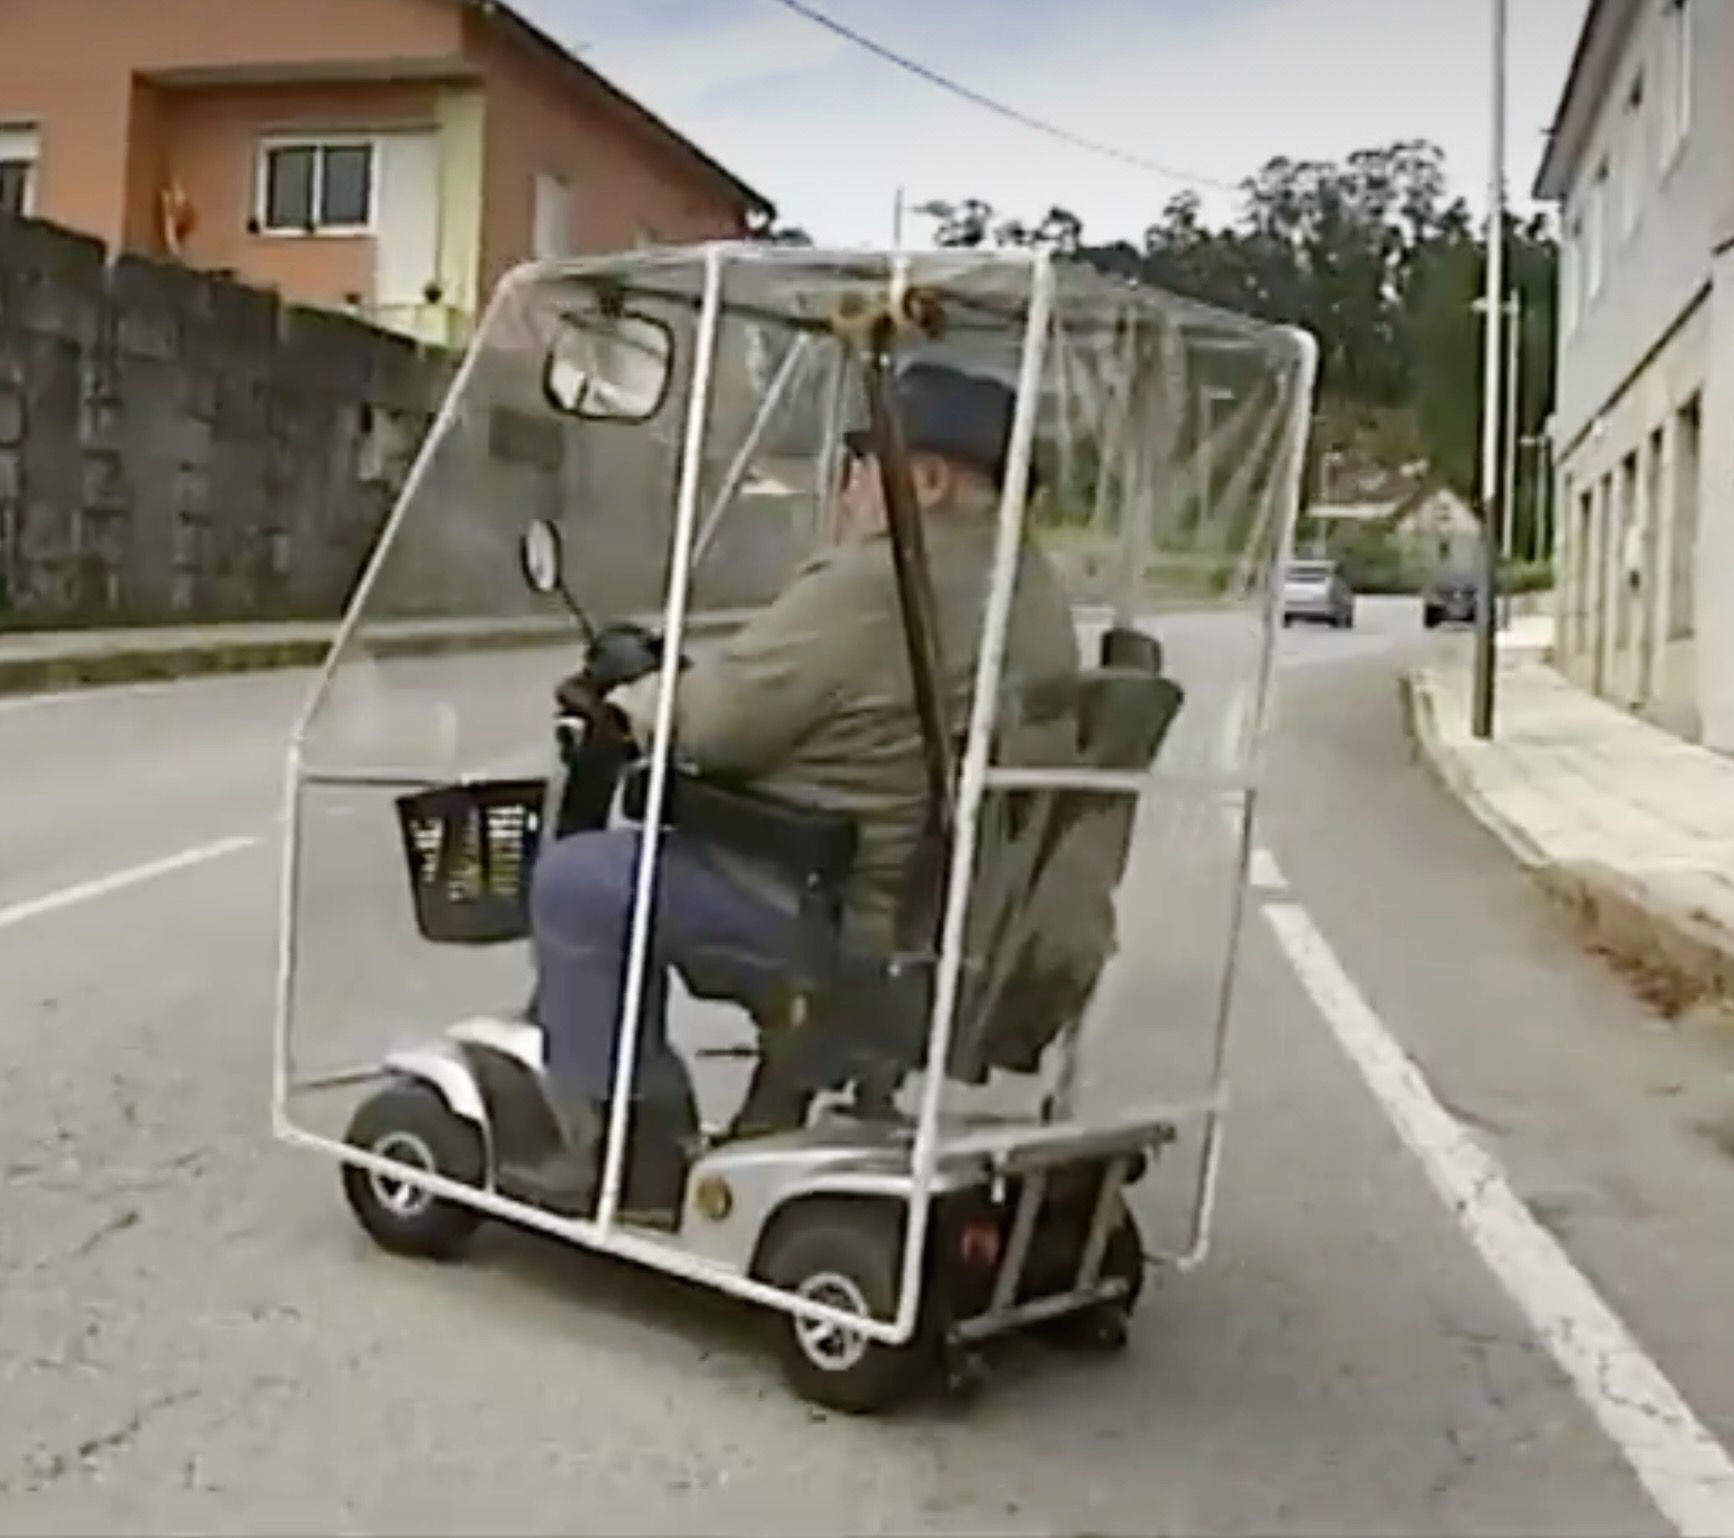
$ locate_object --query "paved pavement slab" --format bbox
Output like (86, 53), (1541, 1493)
(1407, 620), (1734, 1011)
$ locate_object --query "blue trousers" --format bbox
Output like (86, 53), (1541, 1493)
(528, 829), (798, 1108)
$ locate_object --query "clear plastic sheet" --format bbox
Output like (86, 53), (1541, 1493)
(279, 242), (1314, 1292)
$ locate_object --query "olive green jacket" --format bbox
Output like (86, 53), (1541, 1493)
(610, 504), (1079, 951)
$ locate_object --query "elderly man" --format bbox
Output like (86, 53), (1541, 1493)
(523, 361), (1077, 1216)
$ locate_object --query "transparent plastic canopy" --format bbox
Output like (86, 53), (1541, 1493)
(278, 242), (1316, 1292)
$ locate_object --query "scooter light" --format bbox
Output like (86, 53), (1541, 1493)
(694, 1176), (733, 1222)
(960, 1219), (1001, 1269)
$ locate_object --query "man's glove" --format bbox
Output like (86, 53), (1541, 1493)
(585, 623), (664, 694)
(553, 623), (667, 734)
(554, 669), (605, 720)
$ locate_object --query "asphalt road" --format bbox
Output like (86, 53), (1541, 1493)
(4, 597), (1734, 1535)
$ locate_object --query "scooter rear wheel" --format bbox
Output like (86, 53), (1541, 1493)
(1039, 1202), (1146, 1352)
(342, 1081), (486, 1261)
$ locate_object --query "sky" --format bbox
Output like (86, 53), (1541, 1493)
(511, 0), (1594, 247)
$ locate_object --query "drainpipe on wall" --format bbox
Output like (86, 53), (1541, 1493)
(1697, 245), (1734, 750)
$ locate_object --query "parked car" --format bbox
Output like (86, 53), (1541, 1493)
(1423, 566), (1480, 628)
(1282, 558), (1356, 628)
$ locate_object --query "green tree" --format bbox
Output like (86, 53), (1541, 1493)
(1406, 211), (1558, 538)
(918, 141), (1557, 546)
(916, 198), (995, 248)
(1508, 214), (1559, 556)
(1407, 230), (1482, 499)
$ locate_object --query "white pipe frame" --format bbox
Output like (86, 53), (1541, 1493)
(273, 266), (521, 1139)
(597, 245), (725, 1235)
(689, 332), (815, 572)
(1172, 325), (1319, 1273)
(890, 251), (1057, 1343)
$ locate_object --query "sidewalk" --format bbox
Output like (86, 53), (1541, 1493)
(1405, 618), (1734, 1012)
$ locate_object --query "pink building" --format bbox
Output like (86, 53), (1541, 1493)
(0, 0), (773, 343)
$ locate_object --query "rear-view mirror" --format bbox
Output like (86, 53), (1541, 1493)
(543, 308), (675, 424)
(519, 519), (564, 595)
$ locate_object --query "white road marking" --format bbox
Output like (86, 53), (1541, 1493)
(0, 838), (260, 934)
(1248, 847), (1288, 892)
(1264, 900), (1734, 1538)
(1218, 689), (1250, 772)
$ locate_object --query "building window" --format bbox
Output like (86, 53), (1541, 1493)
(1573, 487), (1594, 655)
(1586, 160), (1609, 299)
(1563, 214), (1583, 329)
(0, 159), (32, 217)
(1661, 0), (1691, 165)
(258, 139), (376, 234)
(532, 172), (575, 261)
(0, 125), (40, 217)
(1620, 74), (1644, 236)
(1670, 396), (1700, 641)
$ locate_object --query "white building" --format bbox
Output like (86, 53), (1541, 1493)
(1536, 0), (1734, 749)
(1397, 487), (1483, 571)
(1307, 486), (1481, 572)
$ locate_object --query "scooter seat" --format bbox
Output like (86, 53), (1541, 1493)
(449, 1016), (546, 1071)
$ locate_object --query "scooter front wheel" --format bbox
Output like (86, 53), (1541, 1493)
(341, 1082), (486, 1261)
(761, 1202), (934, 1414)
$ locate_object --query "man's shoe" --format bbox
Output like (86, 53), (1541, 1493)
(613, 1095), (696, 1227)
(506, 1148), (595, 1218)
(728, 1057), (813, 1141)
(502, 1085), (603, 1218)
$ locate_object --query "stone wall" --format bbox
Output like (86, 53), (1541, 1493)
(0, 213), (449, 628)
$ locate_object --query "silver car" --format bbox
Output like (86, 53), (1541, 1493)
(1282, 558), (1356, 629)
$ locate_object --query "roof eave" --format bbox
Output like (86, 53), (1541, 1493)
(1534, 132), (1568, 202)
(1532, 0), (1642, 203)
(468, 0), (776, 222)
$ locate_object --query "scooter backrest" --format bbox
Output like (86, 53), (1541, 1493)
(1099, 625), (1163, 675)
(948, 632), (1183, 1083)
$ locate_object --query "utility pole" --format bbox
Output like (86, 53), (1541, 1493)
(1538, 430), (1554, 563)
(1503, 291), (1521, 563)
(1473, 0), (1507, 741)
(893, 186), (905, 248)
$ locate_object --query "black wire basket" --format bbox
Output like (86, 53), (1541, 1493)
(394, 779), (549, 945)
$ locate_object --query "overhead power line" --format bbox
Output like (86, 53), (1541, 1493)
(764, 0), (1243, 196)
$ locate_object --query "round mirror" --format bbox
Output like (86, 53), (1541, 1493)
(519, 519), (564, 595)
(542, 309), (675, 423)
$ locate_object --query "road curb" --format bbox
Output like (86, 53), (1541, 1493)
(0, 611), (764, 701)
(0, 636), (332, 697)
(0, 621), (594, 700)
(1400, 666), (1734, 1015)
(1398, 669), (1550, 871)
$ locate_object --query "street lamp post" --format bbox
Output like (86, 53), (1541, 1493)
(1473, 0), (1507, 741)
(1319, 449), (1344, 557)
(1519, 433), (1549, 562)
(1537, 430), (1555, 564)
